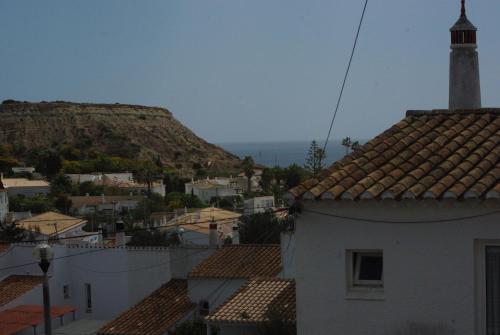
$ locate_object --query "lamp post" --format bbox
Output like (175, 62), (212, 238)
(33, 243), (54, 335)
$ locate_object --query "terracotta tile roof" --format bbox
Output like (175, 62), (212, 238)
(287, 109), (500, 201)
(188, 245), (282, 279)
(0, 275), (43, 307)
(206, 278), (295, 324)
(1, 178), (50, 188)
(17, 211), (87, 236)
(164, 207), (240, 236)
(97, 279), (195, 335)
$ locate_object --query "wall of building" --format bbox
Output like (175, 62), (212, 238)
(188, 278), (246, 313)
(216, 323), (256, 335)
(7, 185), (50, 197)
(169, 246), (216, 279)
(0, 191), (8, 223)
(295, 200), (500, 335)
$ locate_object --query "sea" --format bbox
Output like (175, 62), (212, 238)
(218, 140), (352, 168)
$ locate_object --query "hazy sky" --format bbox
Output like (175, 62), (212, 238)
(1, 0), (499, 143)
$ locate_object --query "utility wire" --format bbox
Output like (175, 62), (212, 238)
(302, 207), (500, 224)
(323, 0), (369, 153)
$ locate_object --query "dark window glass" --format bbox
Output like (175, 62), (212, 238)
(358, 255), (383, 281)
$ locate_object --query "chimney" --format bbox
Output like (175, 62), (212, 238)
(115, 219), (125, 246)
(97, 225), (103, 246)
(232, 224), (240, 245)
(209, 222), (218, 246)
(449, 0), (481, 110)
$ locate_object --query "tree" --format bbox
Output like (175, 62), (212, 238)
(127, 230), (180, 247)
(304, 140), (326, 177)
(272, 166), (285, 186)
(50, 174), (72, 196)
(132, 193), (168, 223)
(239, 212), (282, 244)
(0, 221), (25, 242)
(257, 307), (296, 335)
(134, 161), (161, 195)
(260, 168), (274, 193)
(283, 164), (307, 189)
(341, 137), (352, 155)
(351, 141), (361, 151)
(242, 156), (255, 193)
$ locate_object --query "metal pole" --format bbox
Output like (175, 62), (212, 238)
(41, 260), (52, 335)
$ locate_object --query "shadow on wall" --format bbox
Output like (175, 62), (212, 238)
(384, 322), (456, 335)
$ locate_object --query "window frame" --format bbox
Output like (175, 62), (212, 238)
(353, 252), (384, 287)
(345, 249), (384, 301)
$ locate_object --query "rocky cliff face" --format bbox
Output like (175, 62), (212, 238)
(0, 101), (241, 175)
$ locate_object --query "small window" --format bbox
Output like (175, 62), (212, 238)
(353, 252), (383, 287)
(63, 285), (70, 299)
(84, 283), (92, 312)
(346, 250), (384, 300)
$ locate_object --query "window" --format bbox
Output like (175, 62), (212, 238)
(63, 285), (70, 299)
(353, 252), (383, 287)
(346, 250), (384, 300)
(84, 283), (92, 312)
(199, 300), (209, 316)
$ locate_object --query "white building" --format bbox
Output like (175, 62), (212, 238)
(244, 195), (275, 214)
(69, 195), (143, 216)
(185, 178), (242, 203)
(0, 180), (8, 223)
(11, 166), (36, 174)
(1, 177), (50, 197)
(163, 207), (241, 245)
(17, 211), (88, 243)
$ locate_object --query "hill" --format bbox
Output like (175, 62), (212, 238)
(0, 100), (241, 176)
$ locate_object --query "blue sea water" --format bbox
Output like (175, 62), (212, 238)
(218, 140), (349, 168)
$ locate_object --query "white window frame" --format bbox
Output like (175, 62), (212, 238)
(345, 249), (384, 301)
(353, 252), (384, 287)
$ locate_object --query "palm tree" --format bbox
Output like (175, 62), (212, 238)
(242, 156), (255, 193)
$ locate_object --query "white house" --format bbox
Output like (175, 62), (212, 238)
(16, 211), (88, 243)
(0, 180), (8, 223)
(244, 195), (275, 214)
(0, 177), (50, 197)
(0, 243), (216, 334)
(162, 207), (241, 245)
(284, 4), (500, 334)
(69, 195), (143, 216)
(185, 178), (242, 203)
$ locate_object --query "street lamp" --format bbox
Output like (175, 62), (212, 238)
(33, 243), (54, 335)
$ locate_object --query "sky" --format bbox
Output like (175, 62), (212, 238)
(1, 0), (499, 143)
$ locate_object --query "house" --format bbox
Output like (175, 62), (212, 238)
(94, 243), (292, 335)
(162, 207), (241, 245)
(185, 178), (242, 203)
(284, 3), (500, 335)
(65, 172), (165, 196)
(0, 180), (8, 223)
(244, 195), (275, 214)
(0, 242), (215, 325)
(69, 195), (143, 216)
(11, 166), (36, 174)
(235, 168), (264, 193)
(0, 177), (50, 197)
(205, 278), (296, 335)
(17, 211), (88, 243)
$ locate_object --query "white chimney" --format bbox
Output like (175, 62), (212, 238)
(97, 225), (103, 246)
(232, 224), (240, 245)
(209, 222), (218, 246)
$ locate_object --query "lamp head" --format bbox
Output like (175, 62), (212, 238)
(33, 243), (54, 262)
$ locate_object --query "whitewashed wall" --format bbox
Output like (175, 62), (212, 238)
(0, 245), (171, 320)
(188, 278), (246, 313)
(295, 199), (500, 335)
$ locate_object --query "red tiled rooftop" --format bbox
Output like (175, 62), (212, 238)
(0, 305), (76, 335)
(0, 275), (43, 307)
(206, 278), (296, 324)
(188, 244), (282, 279)
(288, 109), (500, 201)
(97, 279), (195, 335)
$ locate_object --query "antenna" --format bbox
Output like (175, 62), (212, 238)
(461, 0), (466, 17)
